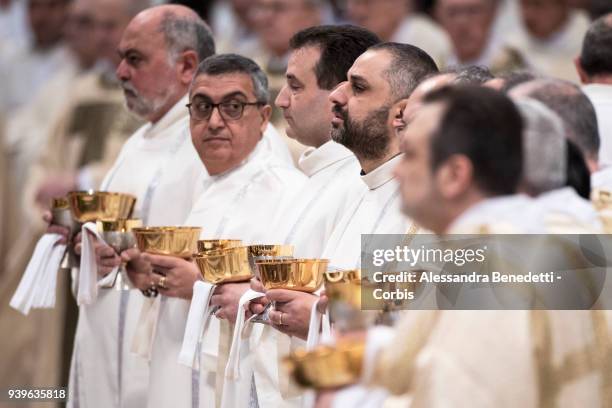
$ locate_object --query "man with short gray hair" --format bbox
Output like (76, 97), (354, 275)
(123, 53), (306, 408)
(514, 97), (602, 232)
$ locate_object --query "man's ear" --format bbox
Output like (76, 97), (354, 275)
(177, 50), (199, 86)
(436, 155), (474, 200)
(259, 104), (272, 135)
(574, 56), (590, 84)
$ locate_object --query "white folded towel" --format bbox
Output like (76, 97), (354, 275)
(78, 222), (118, 305)
(178, 280), (216, 368)
(10, 233), (66, 314)
(225, 288), (265, 380)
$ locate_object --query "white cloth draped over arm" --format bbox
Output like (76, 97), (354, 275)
(306, 295), (331, 349)
(177, 280), (216, 368)
(78, 222), (117, 305)
(225, 288), (265, 380)
(10, 233), (66, 314)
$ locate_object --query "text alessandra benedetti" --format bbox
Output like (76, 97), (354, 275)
(372, 271), (557, 283)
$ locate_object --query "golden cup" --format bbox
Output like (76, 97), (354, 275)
(68, 190), (136, 223)
(248, 244), (294, 258)
(194, 246), (253, 284)
(197, 239), (242, 254)
(51, 196), (79, 234)
(325, 269), (363, 310)
(256, 258), (328, 293)
(284, 339), (365, 389)
(325, 269), (380, 331)
(97, 219), (143, 290)
(132, 226), (201, 258)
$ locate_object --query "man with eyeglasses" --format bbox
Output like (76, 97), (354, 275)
(124, 54), (305, 408)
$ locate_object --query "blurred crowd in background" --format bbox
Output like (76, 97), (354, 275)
(1, 0), (612, 394)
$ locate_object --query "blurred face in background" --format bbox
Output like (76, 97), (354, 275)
(231, 0), (256, 29)
(346, 0), (408, 41)
(435, 0), (497, 62)
(28, 0), (70, 49)
(520, 0), (570, 40)
(64, 0), (98, 68)
(251, 0), (322, 56)
(94, 0), (134, 67)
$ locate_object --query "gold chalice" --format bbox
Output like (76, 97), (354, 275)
(253, 258), (328, 324)
(97, 219), (143, 290)
(194, 246), (253, 284)
(324, 269), (380, 332)
(68, 190), (136, 223)
(132, 226), (202, 258)
(51, 197), (79, 233)
(51, 196), (80, 269)
(283, 339), (365, 389)
(248, 244), (294, 275)
(197, 239), (242, 254)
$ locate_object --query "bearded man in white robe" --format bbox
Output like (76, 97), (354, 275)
(322, 86), (612, 408)
(45, 6), (216, 408)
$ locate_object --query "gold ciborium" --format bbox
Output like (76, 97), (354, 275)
(194, 246), (253, 284)
(51, 196), (80, 269)
(97, 219), (143, 290)
(252, 258), (328, 324)
(324, 269), (380, 332)
(257, 258), (328, 292)
(283, 339), (365, 389)
(68, 191), (136, 223)
(51, 197), (79, 233)
(132, 226), (201, 258)
(248, 244), (294, 274)
(197, 239), (242, 254)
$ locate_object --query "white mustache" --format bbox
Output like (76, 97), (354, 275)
(121, 81), (139, 96)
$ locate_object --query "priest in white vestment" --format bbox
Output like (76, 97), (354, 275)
(325, 85), (612, 408)
(318, 43), (441, 270)
(0, 0), (75, 114)
(238, 26), (381, 408)
(503, 2), (589, 83)
(514, 98), (603, 232)
(122, 54), (305, 408)
(575, 14), (612, 175)
(59, 7), (216, 408)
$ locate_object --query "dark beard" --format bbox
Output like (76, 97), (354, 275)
(331, 104), (391, 160)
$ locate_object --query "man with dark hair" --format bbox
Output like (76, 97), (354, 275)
(395, 85), (525, 233)
(124, 53), (305, 408)
(322, 42), (438, 271)
(575, 13), (612, 170)
(240, 24), (379, 407)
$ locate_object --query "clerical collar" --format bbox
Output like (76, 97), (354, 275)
(298, 140), (354, 177)
(360, 154), (402, 190)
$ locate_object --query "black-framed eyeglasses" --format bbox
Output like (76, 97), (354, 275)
(186, 100), (264, 121)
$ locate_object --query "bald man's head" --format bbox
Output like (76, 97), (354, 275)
(115, 5), (215, 123)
